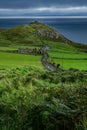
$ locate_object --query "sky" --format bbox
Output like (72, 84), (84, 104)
(0, 0), (87, 17)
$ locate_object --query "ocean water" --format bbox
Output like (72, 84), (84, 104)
(0, 18), (87, 44)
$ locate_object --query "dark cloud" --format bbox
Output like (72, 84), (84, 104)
(0, 0), (87, 16)
(0, 0), (87, 8)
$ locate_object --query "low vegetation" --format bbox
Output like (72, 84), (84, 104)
(0, 66), (87, 130)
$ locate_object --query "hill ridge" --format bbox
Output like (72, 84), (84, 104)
(0, 21), (72, 44)
(0, 21), (87, 51)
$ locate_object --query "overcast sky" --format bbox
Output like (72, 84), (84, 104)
(0, 0), (87, 17)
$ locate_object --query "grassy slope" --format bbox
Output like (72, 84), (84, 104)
(0, 25), (40, 45)
(0, 21), (72, 45)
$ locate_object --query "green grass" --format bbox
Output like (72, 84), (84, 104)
(53, 58), (87, 70)
(0, 52), (42, 68)
(0, 45), (42, 69)
(48, 45), (87, 70)
(49, 51), (87, 59)
(45, 40), (77, 51)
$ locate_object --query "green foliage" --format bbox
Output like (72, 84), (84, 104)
(0, 66), (87, 130)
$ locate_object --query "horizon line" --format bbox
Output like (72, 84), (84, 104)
(0, 16), (87, 19)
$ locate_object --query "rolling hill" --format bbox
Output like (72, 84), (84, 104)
(0, 21), (71, 43)
(0, 21), (87, 50)
(0, 21), (87, 70)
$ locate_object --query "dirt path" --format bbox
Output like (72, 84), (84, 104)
(41, 46), (57, 71)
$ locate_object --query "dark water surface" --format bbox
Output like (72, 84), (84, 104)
(0, 18), (87, 44)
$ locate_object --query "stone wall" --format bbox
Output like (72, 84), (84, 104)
(18, 48), (44, 55)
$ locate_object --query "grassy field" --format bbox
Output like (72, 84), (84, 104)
(47, 41), (87, 70)
(0, 44), (42, 69)
(0, 42), (87, 70)
(53, 58), (87, 70)
(0, 52), (42, 68)
(49, 51), (87, 59)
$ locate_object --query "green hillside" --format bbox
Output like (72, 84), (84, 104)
(0, 21), (73, 45)
(0, 21), (87, 70)
(0, 21), (87, 49)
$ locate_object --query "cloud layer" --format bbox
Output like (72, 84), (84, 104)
(0, 6), (87, 17)
(0, 0), (87, 8)
(0, 0), (87, 16)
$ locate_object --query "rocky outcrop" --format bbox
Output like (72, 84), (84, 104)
(31, 21), (72, 43)
(37, 29), (60, 39)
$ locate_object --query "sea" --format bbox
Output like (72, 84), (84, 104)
(0, 18), (87, 44)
